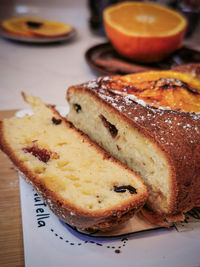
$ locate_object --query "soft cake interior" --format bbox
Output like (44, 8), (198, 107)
(2, 96), (145, 212)
(67, 90), (171, 214)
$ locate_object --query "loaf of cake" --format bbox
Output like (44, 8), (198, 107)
(66, 70), (200, 225)
(0, 93), (148, 231)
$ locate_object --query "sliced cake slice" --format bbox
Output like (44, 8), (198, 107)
(0, 93), (147, 231)
(66, 71), (200, 225)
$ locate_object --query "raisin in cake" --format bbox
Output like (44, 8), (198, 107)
(67, 70), (200, 225)
(0, 93), (147, 231)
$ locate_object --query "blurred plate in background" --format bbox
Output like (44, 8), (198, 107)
(85, 42), (200, 76)
(0, 26), (77, 44)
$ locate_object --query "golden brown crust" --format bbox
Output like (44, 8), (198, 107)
(172, 63), (200, 80)
(0, 103), (148, 231)
(66, 76), (200, 222)
(140, 207), (170, 227)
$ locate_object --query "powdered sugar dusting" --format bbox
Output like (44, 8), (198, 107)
(84, 76), (200, 148)
(85, 80), (99, 89)
(102, 76), (111, 82)
(85, 76), (200, 115)
(127, 95), (147, 108)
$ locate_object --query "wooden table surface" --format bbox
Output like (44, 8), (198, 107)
(0, 110), (24, 267)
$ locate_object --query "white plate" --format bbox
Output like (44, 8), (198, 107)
(19, 174), (200, 267)
(0, 27), (77, 44)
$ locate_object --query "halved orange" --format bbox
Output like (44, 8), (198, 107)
(109, 71), (200, 113)
(1, 17), (73, 38)
(2, 17), (34, 37)
(103, 2), (187, 63)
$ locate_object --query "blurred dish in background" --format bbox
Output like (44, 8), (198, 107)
(0, 17), (76, 43)
(171, 0), (200, 38)
(88, 0), (123, 36)
(0, 27), (76, 44)
(2, 17), (73, 37)
(85, 42), (200, 75)
(103, 1), (188, 63)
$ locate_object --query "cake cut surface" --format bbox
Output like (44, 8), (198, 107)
(66, 71), (200, 225)
(0, 93), (147, 231)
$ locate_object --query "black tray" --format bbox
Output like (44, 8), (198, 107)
(85, 42), (200, 76)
